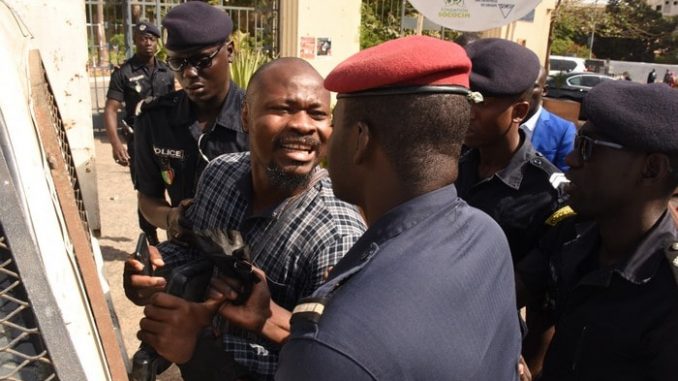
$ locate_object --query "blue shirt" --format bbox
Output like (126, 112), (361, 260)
(522, 107), (576, 172)
(158, 152), (366, 379)
(277, 184), (521, 381)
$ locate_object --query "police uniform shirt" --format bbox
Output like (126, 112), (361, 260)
(157, 152), (366, 378)
(133, 83), (248, 205)
(277, 184), (522, 380)
(106, 55), (174, 126)
(456, 130), (567, 263)
(517, 212), (678, 380)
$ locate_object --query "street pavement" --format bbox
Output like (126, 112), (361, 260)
(94, 132), (182, 380)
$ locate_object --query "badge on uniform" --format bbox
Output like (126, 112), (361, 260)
(160, 159), (174, 186)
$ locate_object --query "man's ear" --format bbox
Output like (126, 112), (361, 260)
(511, 100), (530, 123)
(353, 121), (371, 165)
(225, 40), (235, 63)
(241, 101), (249, 134)
(642, 153), (671, 182)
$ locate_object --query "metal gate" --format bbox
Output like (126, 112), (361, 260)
(85, 0), (280, 117)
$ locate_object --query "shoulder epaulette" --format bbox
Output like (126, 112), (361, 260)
(664, 242), (678, 285)
(545, 205), (576, 226)
(529, 152), (563, 182)
(549, 172), (569, 190)
(290, 297), (328, 325)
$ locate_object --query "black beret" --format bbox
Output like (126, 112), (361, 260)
(163, 1), (233, 51)
(134, 21), (160, 38)
(583, 81), (678, 153)
(465, 38), (540, 97)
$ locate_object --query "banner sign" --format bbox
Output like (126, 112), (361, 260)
(408, 0), (542, 32)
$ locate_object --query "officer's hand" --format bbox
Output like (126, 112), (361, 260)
(166, 199), (193, 239)
(137, 292), (218, 364)
(518, 355), (532, 381)
(123, 245), (166, 306)
(111, 141), (130, 166)
(208, 267), (272, 334)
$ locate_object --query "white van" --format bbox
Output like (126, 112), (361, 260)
(549, 55), (587, 76)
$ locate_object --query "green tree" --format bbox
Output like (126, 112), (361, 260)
(360, 1), (400, 49)
(551, 0), (677, 62)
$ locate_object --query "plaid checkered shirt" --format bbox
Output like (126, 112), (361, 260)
(158, 152), (366, 379)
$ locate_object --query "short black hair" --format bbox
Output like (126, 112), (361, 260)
(342, 94), (470, 189)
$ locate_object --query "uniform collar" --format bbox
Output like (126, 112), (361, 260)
(570, 211), (677, 286)
(174, 82), (243, 133)
(214, 82), (244, 133)
(461, 129), (538, 191)
(129, 55), (167, 72)
(328, 184), (460, 280)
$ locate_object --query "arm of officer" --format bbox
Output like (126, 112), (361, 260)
(137, 193), (191, 238)
(104, 98), (130, 166)
(276, 339), (375, 381)
(209, 267), (291, 344)
(515, 246), (550, 309)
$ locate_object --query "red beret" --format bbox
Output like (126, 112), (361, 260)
(325, 36), (473, 98)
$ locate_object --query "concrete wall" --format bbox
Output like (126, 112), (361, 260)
(647, 0), (678, 16)
(10, 0), (100, 230)
(279, 0), (361, 79)
(607, 60), (678, 83)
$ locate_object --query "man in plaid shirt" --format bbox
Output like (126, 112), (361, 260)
(126, 58), (365, 380)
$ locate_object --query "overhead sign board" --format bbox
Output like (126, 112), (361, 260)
(408, 0), (542, 32)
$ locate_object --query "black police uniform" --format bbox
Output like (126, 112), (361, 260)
(107, 55), (174, 129)
(517, 211), (678, 380)
(133, 83), (248, 206)
(107, 55), (174, 244)
(456, 130), (568, 263)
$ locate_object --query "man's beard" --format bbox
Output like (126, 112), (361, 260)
(266, 134), (320, 192)
(266, 162), (314, 193)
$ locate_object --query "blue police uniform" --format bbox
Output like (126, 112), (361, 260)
(133, 84), (248, 206)
(277, 184), (522, 380)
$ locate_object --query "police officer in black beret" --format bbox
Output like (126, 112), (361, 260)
(133, 2), (248, 239)
(458, 38), (571, 375)
(517, 81), (678, 380)
(458, 38), (569, 263)
(104, 20), (174, 245)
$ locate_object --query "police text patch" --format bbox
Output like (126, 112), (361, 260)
(153, 146), (184, 159)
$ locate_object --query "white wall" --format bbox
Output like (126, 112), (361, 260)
(10, 0), (100, 230)
(280, 0), (362, 79)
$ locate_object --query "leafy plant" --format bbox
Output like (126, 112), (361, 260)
(230, 30), (274, 89)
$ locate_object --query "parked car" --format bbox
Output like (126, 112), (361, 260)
(548, 55), (586, 76)
(545, 72), (616, 102)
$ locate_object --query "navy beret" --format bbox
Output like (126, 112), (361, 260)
(465, 38), (540, 97)
(163, 1), (233, 51)
(583, 81), (678, 153)
(134, 21), (160, 38)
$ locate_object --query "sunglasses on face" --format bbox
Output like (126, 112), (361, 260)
(167, 44), (223, 72)
(574, 134), (625, 162)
